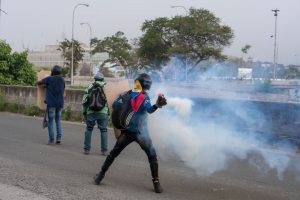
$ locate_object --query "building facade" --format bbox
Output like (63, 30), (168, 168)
(28, 44), (109, 70)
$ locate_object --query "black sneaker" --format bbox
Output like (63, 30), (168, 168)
(152, 178), (163, 193)
(94, 172), (105, 185)
(55, 139), (61, 145)
(84, 149), (90, 155)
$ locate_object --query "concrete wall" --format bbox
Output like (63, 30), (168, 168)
(0, 85), (37, 106)
(0, 77), (130, 113)
(0, 84), (84, 112)
(64, 89), (85, 112)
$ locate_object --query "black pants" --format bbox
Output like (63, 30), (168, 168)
(100, 131), (159, 179)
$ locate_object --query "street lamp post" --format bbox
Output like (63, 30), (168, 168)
(80, 22), (92, 76)
(0, 7), (7, 15)
(0, 0), (8, 23)
(171, 5), (188, 15)
(0, 0), (7, 36)
(71, 3), (89, 86)
(271, 9), (279, 80)
(171, 5), (188, 81)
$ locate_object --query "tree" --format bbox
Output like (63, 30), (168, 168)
(138, 17), (171, 69)
(241, 44), (251, 61)
(241, 44), (251, 54)
(0, 41), (36, 86)
(91, 31), (140, 78)
(58, 39), (84, 77)
(138, 8), (234, 73)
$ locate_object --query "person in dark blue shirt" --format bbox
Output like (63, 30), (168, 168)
(94, 73), (167, 193)
(37, 65), (65, 145)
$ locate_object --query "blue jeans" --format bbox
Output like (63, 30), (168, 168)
(47, 107), (62, 143)
(84, 113), (109, 152)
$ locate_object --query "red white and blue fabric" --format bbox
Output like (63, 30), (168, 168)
(131, 80), (145, 112)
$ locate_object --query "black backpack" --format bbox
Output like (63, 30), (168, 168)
(111, 90), (135, 130)
(88, 83), (107, 111)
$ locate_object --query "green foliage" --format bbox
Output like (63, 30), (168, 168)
(91, 32), (140, 78)
(108, 118), (113, 128)
(0, 91), (6, 111)
(61, 106), (71, 121)
(138, 17), (171, 69)
(138, 8), (234, 72)
(73, 113), (83, 122)
(7, 102), (19, 113)
(0, 41), (37, 86)
(23, 105), (40, 116)
(241, 44), (251, 54)
(58, 39), (84, 77)
(92, 31), (131, 65)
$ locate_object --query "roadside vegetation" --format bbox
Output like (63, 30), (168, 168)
(0, 92), (83, 122)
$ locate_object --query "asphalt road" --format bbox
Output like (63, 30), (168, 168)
(0, 112), (299, 200)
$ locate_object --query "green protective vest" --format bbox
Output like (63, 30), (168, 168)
(82, 80), (109, 115)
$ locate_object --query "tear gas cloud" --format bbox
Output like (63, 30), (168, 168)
(148, 59), (300, 180)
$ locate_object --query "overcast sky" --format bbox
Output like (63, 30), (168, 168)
(0, 0), (299, 65)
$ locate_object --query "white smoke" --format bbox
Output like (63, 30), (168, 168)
(167, 97), (193, 118)
(149, 96), (297, 179)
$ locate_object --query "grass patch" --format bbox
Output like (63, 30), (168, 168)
(23, 105), (41, 116)
(0, 92), (6, 111)
(61, 106), (71, 121)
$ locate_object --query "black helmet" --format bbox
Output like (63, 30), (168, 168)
(135, 73), (152, 90)
(51, 65), (62, 76)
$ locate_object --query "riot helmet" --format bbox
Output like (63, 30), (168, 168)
(135, 73), (152, 90)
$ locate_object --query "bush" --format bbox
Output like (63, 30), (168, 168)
(6, 102), (19, 113)
(0, 41), (37, 86)
(0, 92), (6, 111)
(61, 106), (71, 120)
(73, 113), (83, 122)
(23, 105), (40, 116)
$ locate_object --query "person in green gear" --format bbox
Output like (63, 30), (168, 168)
(82, 72), (109, 155)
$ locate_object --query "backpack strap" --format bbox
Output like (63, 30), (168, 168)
(99, 85), (107, 101)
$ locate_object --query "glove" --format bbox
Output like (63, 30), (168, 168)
(156, 94), (167, 108)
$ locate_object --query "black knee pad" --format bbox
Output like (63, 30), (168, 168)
(100, 128), (107, 133)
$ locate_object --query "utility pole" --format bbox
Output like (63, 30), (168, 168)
(272, 9), (279, 79)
